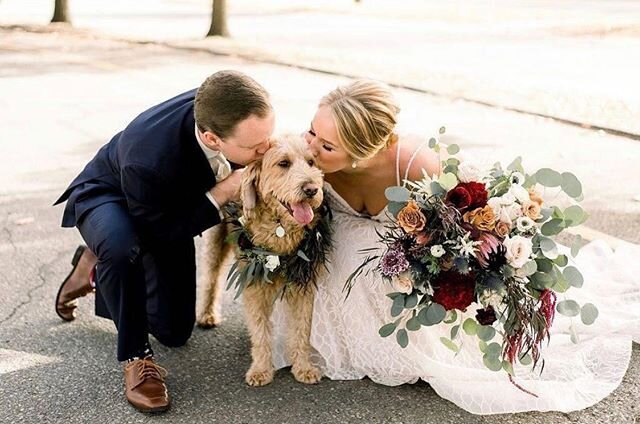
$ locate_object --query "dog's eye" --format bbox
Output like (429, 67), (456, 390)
(307, 159), (315, 167)
(278, 160), (291, 168)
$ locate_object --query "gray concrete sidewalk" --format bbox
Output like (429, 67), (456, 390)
(0, 25), (639, 424)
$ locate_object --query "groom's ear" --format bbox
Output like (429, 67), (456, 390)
(240, 160), (262, 216)
(201, 129), (222, 150)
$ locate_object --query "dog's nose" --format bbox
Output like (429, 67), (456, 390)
(303, 184), (319, 198)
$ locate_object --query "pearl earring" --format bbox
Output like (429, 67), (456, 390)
(352, 161), (358, 169)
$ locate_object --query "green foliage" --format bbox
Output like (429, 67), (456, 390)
(379, 322), (397, 337)
(580, 303), (599, 325)
(557, 299), (580, 317)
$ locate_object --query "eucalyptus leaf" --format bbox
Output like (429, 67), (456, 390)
(571, 235), (584, 257)
(580, 303), (599, 325)
(440, 337), (460, 353)
(541, 219), (565, 237)
(564, 205), (587, 227)
(391, 295), (405, 317)
(446, 158), (461, 166)
(379, 322), (397, 337)
(478, 340), (488, 353)
(462, 318), (478, 335)
(430, 181), (446, 196)
(535, 258), (553, 273)
(553, 254), (568, 267)
(563, 266), (584, 288)
(485, 342), (502, 357)
(530, 272), (554, 289)
(439, 126), (446, 134)
(522, 260), (538, 276)
(406, 316), (421, 331)
(507, 157), (524, 173)
(557, 299), (580, 317)
(477, 325), (497, 341)
(396, 329), (409, 348)
(502, 360), (515, 376)
(447, 144), (460, 155)
(519, 354), (532, 366)
(404, 292), (418, 309)
(561, 172), (583, 198)
(387, 201), (408, 217)
(444, 310), (458, 324)
(535, 168), (562, 187)
(438, 173), (459, 190)
(385, 186), (411, 202)
(540, 237), (559, 259)
(428, 137), (437, 148)
(424, 303), (446, 326)
(450, 324), (460, 340)
(297, 250), (310, 262)
(483, 354), (503, 371)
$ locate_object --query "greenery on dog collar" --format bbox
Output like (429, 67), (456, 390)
(224, 202), (333, 299)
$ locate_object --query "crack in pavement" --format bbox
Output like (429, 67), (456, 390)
(0, 243), (67, 326)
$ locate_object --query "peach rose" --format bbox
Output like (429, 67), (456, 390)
(397, 200), (427, 234)
(392, 272), (413, 294)
(522, 200), (542, 220)
(494, 219), (512, 238)
(528, 187), (544, 206)
(463, 205), (496, 232)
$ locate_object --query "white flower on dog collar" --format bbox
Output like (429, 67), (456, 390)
(265, 255), (280, 271)
(275, 225), (286, 238)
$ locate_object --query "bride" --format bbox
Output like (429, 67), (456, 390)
(271, 79), (640, 415)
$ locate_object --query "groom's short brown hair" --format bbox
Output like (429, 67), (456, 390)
(194, 70), (271, 138)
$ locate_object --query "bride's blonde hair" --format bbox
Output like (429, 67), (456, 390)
(320, 79), (400, 161)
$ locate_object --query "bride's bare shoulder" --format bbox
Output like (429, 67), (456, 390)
(396, 134), (441, 182)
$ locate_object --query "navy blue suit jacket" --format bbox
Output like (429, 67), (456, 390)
(55, 89), (222, 243)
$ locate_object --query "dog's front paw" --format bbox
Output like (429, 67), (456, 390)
(245, 367), (274, 387)
(196, 312), (222, 329)
(292, 366), (322, 385)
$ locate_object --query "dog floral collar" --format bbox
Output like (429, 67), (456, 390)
(224, 202), (333, 298)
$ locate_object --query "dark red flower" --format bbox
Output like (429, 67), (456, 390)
(238, 232), (254, 250)
(475, 306), (497, 325)
(432, 270), (476, 311)
(445, 182), (488, 211)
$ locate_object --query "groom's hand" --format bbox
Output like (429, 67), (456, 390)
(209, 169), (245, 207)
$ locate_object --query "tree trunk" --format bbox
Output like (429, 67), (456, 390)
(51, 0), (70, 24)
(207, 0), (229, 37)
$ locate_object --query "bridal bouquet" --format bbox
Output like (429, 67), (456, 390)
(346, 129), (597, 378)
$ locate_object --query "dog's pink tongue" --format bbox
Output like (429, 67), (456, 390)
(291, 202), (314, 225)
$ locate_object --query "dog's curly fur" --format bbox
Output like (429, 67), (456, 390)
(197, 134), (325, 386)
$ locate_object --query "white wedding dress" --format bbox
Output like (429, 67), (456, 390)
(270, 147), (640, 415)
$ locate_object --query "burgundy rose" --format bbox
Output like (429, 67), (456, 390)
(475, 306), (497, 325)
(431, 270), (476, 311)
(445, 182), (488, 211)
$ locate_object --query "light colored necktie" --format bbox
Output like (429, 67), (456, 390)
(208, 154), (232, 181)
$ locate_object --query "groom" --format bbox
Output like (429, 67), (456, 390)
(53, 70), (274, 413)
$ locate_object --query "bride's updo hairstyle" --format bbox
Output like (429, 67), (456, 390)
(320, 79), (400, 162)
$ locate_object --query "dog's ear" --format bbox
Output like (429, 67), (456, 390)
(240, 160), (261, 216)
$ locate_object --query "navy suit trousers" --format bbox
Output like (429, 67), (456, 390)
(77, 201), (196, 361)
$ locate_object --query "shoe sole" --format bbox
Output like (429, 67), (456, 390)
(128, 400), (171, 414)
(54, 245), (86, 322)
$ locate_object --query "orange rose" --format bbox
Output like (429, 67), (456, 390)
(522, 200), (542, 220)
(528, 187), (544, 206)
(397, 200), (427, 234)
(463, 205), (496, 232)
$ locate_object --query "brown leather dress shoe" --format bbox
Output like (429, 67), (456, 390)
(124, 357), (171, 413)
(55, 245), (97, 321)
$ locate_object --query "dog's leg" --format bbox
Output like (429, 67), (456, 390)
(243, 283), (278, 386)
(197, 224), (230, 328)
(286, 287), (322, 384)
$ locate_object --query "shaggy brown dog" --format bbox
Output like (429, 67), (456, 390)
(197, 134), (325, 386)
